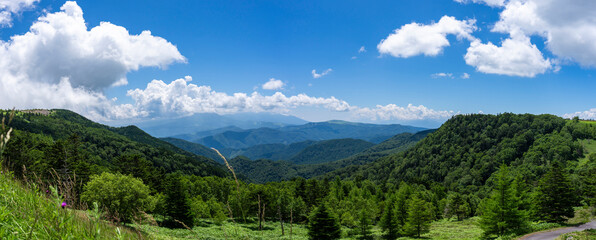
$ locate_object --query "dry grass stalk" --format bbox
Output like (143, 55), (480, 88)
(49, 168), (82, 209)
(213, 148), (248, 224)
(174, 219), (194, 233)
(211, 148), (240, 192)
(0, 108), (15, 169)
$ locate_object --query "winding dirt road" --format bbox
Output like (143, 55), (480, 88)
(518, 220), (596, 240)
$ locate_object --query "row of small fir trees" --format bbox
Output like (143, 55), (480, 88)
(306, 161), (583, 240)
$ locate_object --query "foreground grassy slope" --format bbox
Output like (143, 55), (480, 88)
(0, 172), (143, 239)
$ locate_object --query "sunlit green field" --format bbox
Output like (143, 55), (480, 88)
(579, 139), (596, 165)
(137, 217), (483, 240)
(579, 120), (596, 125)
(397, 217), (482, 240)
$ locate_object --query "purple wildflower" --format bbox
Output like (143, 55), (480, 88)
(61, 202), (67, 208)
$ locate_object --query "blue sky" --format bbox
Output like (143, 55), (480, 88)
(0, 0), (595, 126)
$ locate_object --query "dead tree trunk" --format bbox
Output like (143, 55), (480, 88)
(258, 194), (262, 231)
(289, 206), (293, 239)
(278, 203), (285, 235)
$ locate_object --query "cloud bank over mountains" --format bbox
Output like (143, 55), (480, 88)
(1, 0), (592, 122)
(0, 1), (454, 122)
(0, 1), (185, 120)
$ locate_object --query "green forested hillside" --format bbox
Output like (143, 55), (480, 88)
(227, 131), (432, 183)
(358, 130), (436, 156)
(161, 137), (223, 163)
(3, 109), (227, 188)
(221, 140), (317, 161)
(328, 113), (596, 194)
(289, 138), (374, 165)
(2, 110), (595, 240)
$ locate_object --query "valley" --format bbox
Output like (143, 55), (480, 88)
(1, 110), (594, 239)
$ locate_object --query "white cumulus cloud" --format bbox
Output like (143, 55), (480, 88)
(121, 76), (456, 121)
(0, 1), (185, 120)
(464, 35), (551, 77)
(461, 73), (470, 79)
(125, 76), (351, 117)
(262, 78), (285, 90)
(378, 16), (476, 58)
(491, 0), (596, 68)
(358, 46), (366, 53)
(563, 109), (596, 120)
(0, 0), (39, 27)
(354, 104), (455, 121)
(312, 68), (332, 79)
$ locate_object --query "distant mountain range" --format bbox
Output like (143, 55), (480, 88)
(133, 112), (308, 137)
(164, 130), (434, 183)
(219, 140), (318, 161)
(163, 137), (375, 165)
(174, 120), (425, 149)
(227, 130), (434, 183)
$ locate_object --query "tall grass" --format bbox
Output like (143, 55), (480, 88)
(0, 109), (15, 168)
(0, 171), (145, 239)
(0, 109), (145, 239)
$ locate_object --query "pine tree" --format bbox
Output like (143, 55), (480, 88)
(357, 208), (373, 240)
(394, 182), (412, 226)
(380, 196), (399, 240)
(445, 192), (468, 220)
(479, 165), (526, 237)
(307, 204), (341, 240)
(163, 173), (194, 228)
(533, 162), (579, 223)
(403, 195), (432, 238)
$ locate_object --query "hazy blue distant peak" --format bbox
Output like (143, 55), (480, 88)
(134, 112), (308, 137)
(191, 120), (426, 149)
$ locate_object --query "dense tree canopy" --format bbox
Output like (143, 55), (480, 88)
(1, 110), (594, 238)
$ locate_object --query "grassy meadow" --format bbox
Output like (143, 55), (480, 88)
(579, 139), (596, 165)
(138, 217), (484, 240)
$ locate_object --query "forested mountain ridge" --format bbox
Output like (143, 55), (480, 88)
(2, 110), (595, 239)
(227, 131), (434, 183)
(288, 138), (375, 165)
(327, 113), (596, 195)
(2, 109), (227, 186)
(220, 140), (317, 161)
(161, 137), (223, 163)
(186, 120), (425, 149)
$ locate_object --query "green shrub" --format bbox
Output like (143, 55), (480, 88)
(81, 172), (151, 223)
